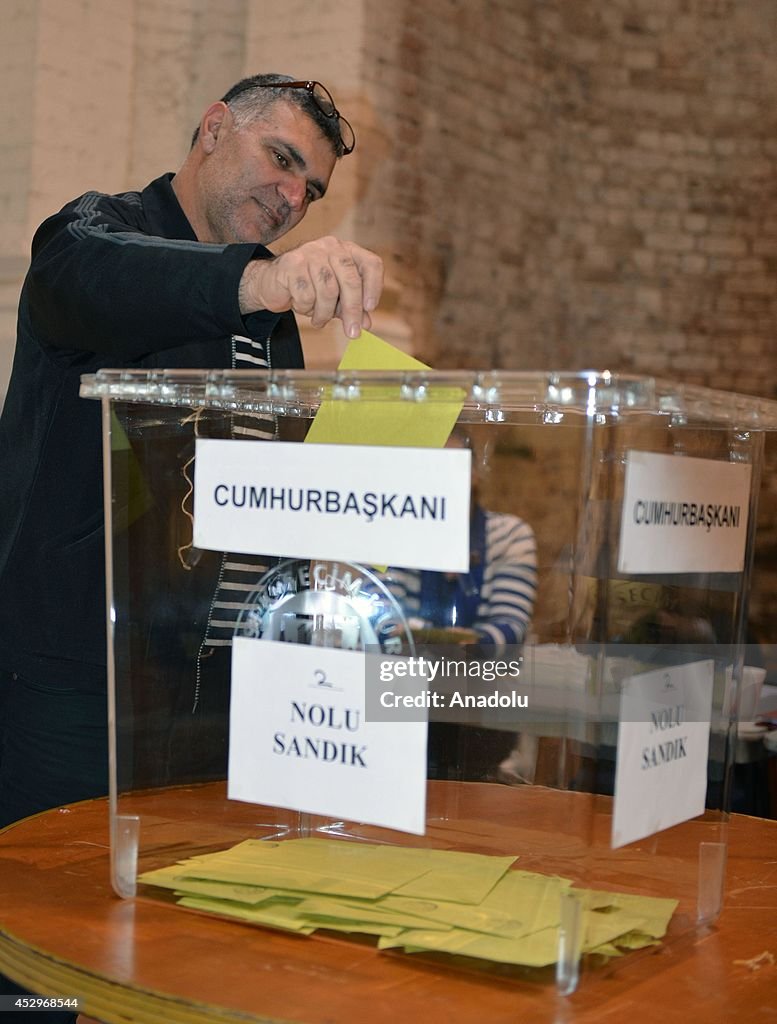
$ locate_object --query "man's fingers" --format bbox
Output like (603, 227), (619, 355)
(324, 242), (383, 337)
(328, 246), (372, 338)
(288, 270), (316, 317)
(333, 300), (373, 334)
(239, 238), (384, 339)
(308, 261), (342, 328)
(346, 243), (384, 315)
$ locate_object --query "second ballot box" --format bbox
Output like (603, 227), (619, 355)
(80, 367), (777, 993)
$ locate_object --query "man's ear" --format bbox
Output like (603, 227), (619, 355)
(198, 101), (229, 154)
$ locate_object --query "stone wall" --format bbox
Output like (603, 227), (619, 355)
(352, 0), (777, 644)
(1, 0), (776, 642)
(355, 0), (777, 391)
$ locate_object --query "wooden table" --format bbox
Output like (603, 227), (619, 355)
(1, 787), (776, 1024)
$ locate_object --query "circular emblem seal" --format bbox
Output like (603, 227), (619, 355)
(235, 559), (415, 655)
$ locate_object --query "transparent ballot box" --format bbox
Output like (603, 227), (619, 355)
(80, 368), (777, 994)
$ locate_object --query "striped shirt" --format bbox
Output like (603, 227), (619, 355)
(197, 335), (275, 667)
(386, 512), (537, 649)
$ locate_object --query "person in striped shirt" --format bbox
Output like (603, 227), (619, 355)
(384, 430), (538, 780)
(386, 508), (537, 650)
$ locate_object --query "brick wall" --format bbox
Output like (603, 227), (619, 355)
(0, 0), (251, 401)
(352, 0), (777, 642)
(1, 0), (777, 639)
(356, 0), (777, 393)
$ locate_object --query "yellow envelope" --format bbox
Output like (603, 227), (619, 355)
(177, 894), (315, 933)
(377, 894), (524, 938)
(378, 869), (572, 940)
(140, 838), (678, 971)
(293, 895), (451, 933)
(138, 865), (271, 905)
(588, 929), (660, 956)
(583, 910), (653, 951)
(479, 869), (572, 936)
(303, 330), (464, 449)
(337, 333), (430, 373)
(303, 919), (404, 938)
(389, 848), (517, 905)
(576, 888), (678, 941)
(164, 837), (436, 899)
(379, 923), (563, 969)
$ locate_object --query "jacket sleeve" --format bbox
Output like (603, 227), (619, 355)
(25, 192), (282, 360)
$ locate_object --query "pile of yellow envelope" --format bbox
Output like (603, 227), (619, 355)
(138, 837), (677, 968)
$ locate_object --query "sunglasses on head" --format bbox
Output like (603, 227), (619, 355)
(249, 80), (355, 155)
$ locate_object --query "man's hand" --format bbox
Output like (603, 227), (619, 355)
(239, 237), (383, 339)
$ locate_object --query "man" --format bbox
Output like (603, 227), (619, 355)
(0, 70), (381, 1023)
(0, 72), (381, 828)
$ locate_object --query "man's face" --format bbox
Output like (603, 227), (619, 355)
(195, 99), (337, 246)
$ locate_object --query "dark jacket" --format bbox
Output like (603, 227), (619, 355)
(0, 173), (303, 686)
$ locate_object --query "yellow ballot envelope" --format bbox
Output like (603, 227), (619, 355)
(304, 330), (464, 448)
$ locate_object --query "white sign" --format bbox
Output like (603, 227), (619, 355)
(193, 439), (471, 572)
(611, 660), (714, 849)
(618, 451), (751, 574)
(228, 638), (428, 835)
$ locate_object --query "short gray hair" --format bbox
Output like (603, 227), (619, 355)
(191, 72), (346, 157)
